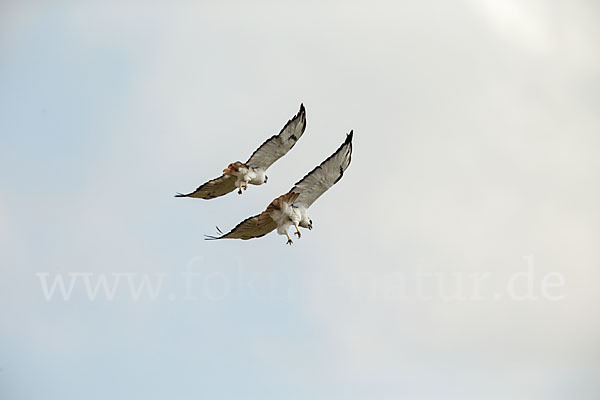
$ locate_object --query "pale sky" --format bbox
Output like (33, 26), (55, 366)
(1, 1), (599, 399)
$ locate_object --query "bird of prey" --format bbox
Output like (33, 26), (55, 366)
(206, 131), (353, 245)
(176, 104), (306, 199)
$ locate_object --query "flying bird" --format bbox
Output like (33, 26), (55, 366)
(206, 131), (353, 245)
(176, 104), (306, 199)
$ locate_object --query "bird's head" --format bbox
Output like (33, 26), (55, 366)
(300, 219), (312, 230)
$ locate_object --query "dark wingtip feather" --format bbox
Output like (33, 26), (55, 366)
(300, 103), (305, 113)
(215, 226), (223, 235)
(345, 130), (353, 143)
(174, 192), (186, 198)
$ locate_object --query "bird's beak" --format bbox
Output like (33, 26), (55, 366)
(308, 225), (313, 230)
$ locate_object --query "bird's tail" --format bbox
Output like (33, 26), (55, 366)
(204, 226), (224, 240)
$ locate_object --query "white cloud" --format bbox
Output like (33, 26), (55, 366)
(476, 0), (552, 53)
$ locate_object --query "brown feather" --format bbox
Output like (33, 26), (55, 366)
(223, 161), (247, 176)
(257, 211), (274, 227)
(175, 174), (237, 199)
(260, 192), (301, 223)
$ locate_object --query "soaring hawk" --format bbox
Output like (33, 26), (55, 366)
(176, 104), (306, 199)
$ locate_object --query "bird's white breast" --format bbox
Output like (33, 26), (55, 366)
(297, 206), (310, 225)
(271, 203), (301, 234)
(247, 168), (266, 185)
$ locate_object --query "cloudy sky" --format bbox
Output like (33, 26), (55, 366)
(1, 1), (599, 399)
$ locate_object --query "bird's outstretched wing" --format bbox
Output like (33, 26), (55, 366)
(175, 175), (236, 199)
(245, 103), (306, 169)
(289, 131), (353, 208)
(205, 213), (277, 240)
